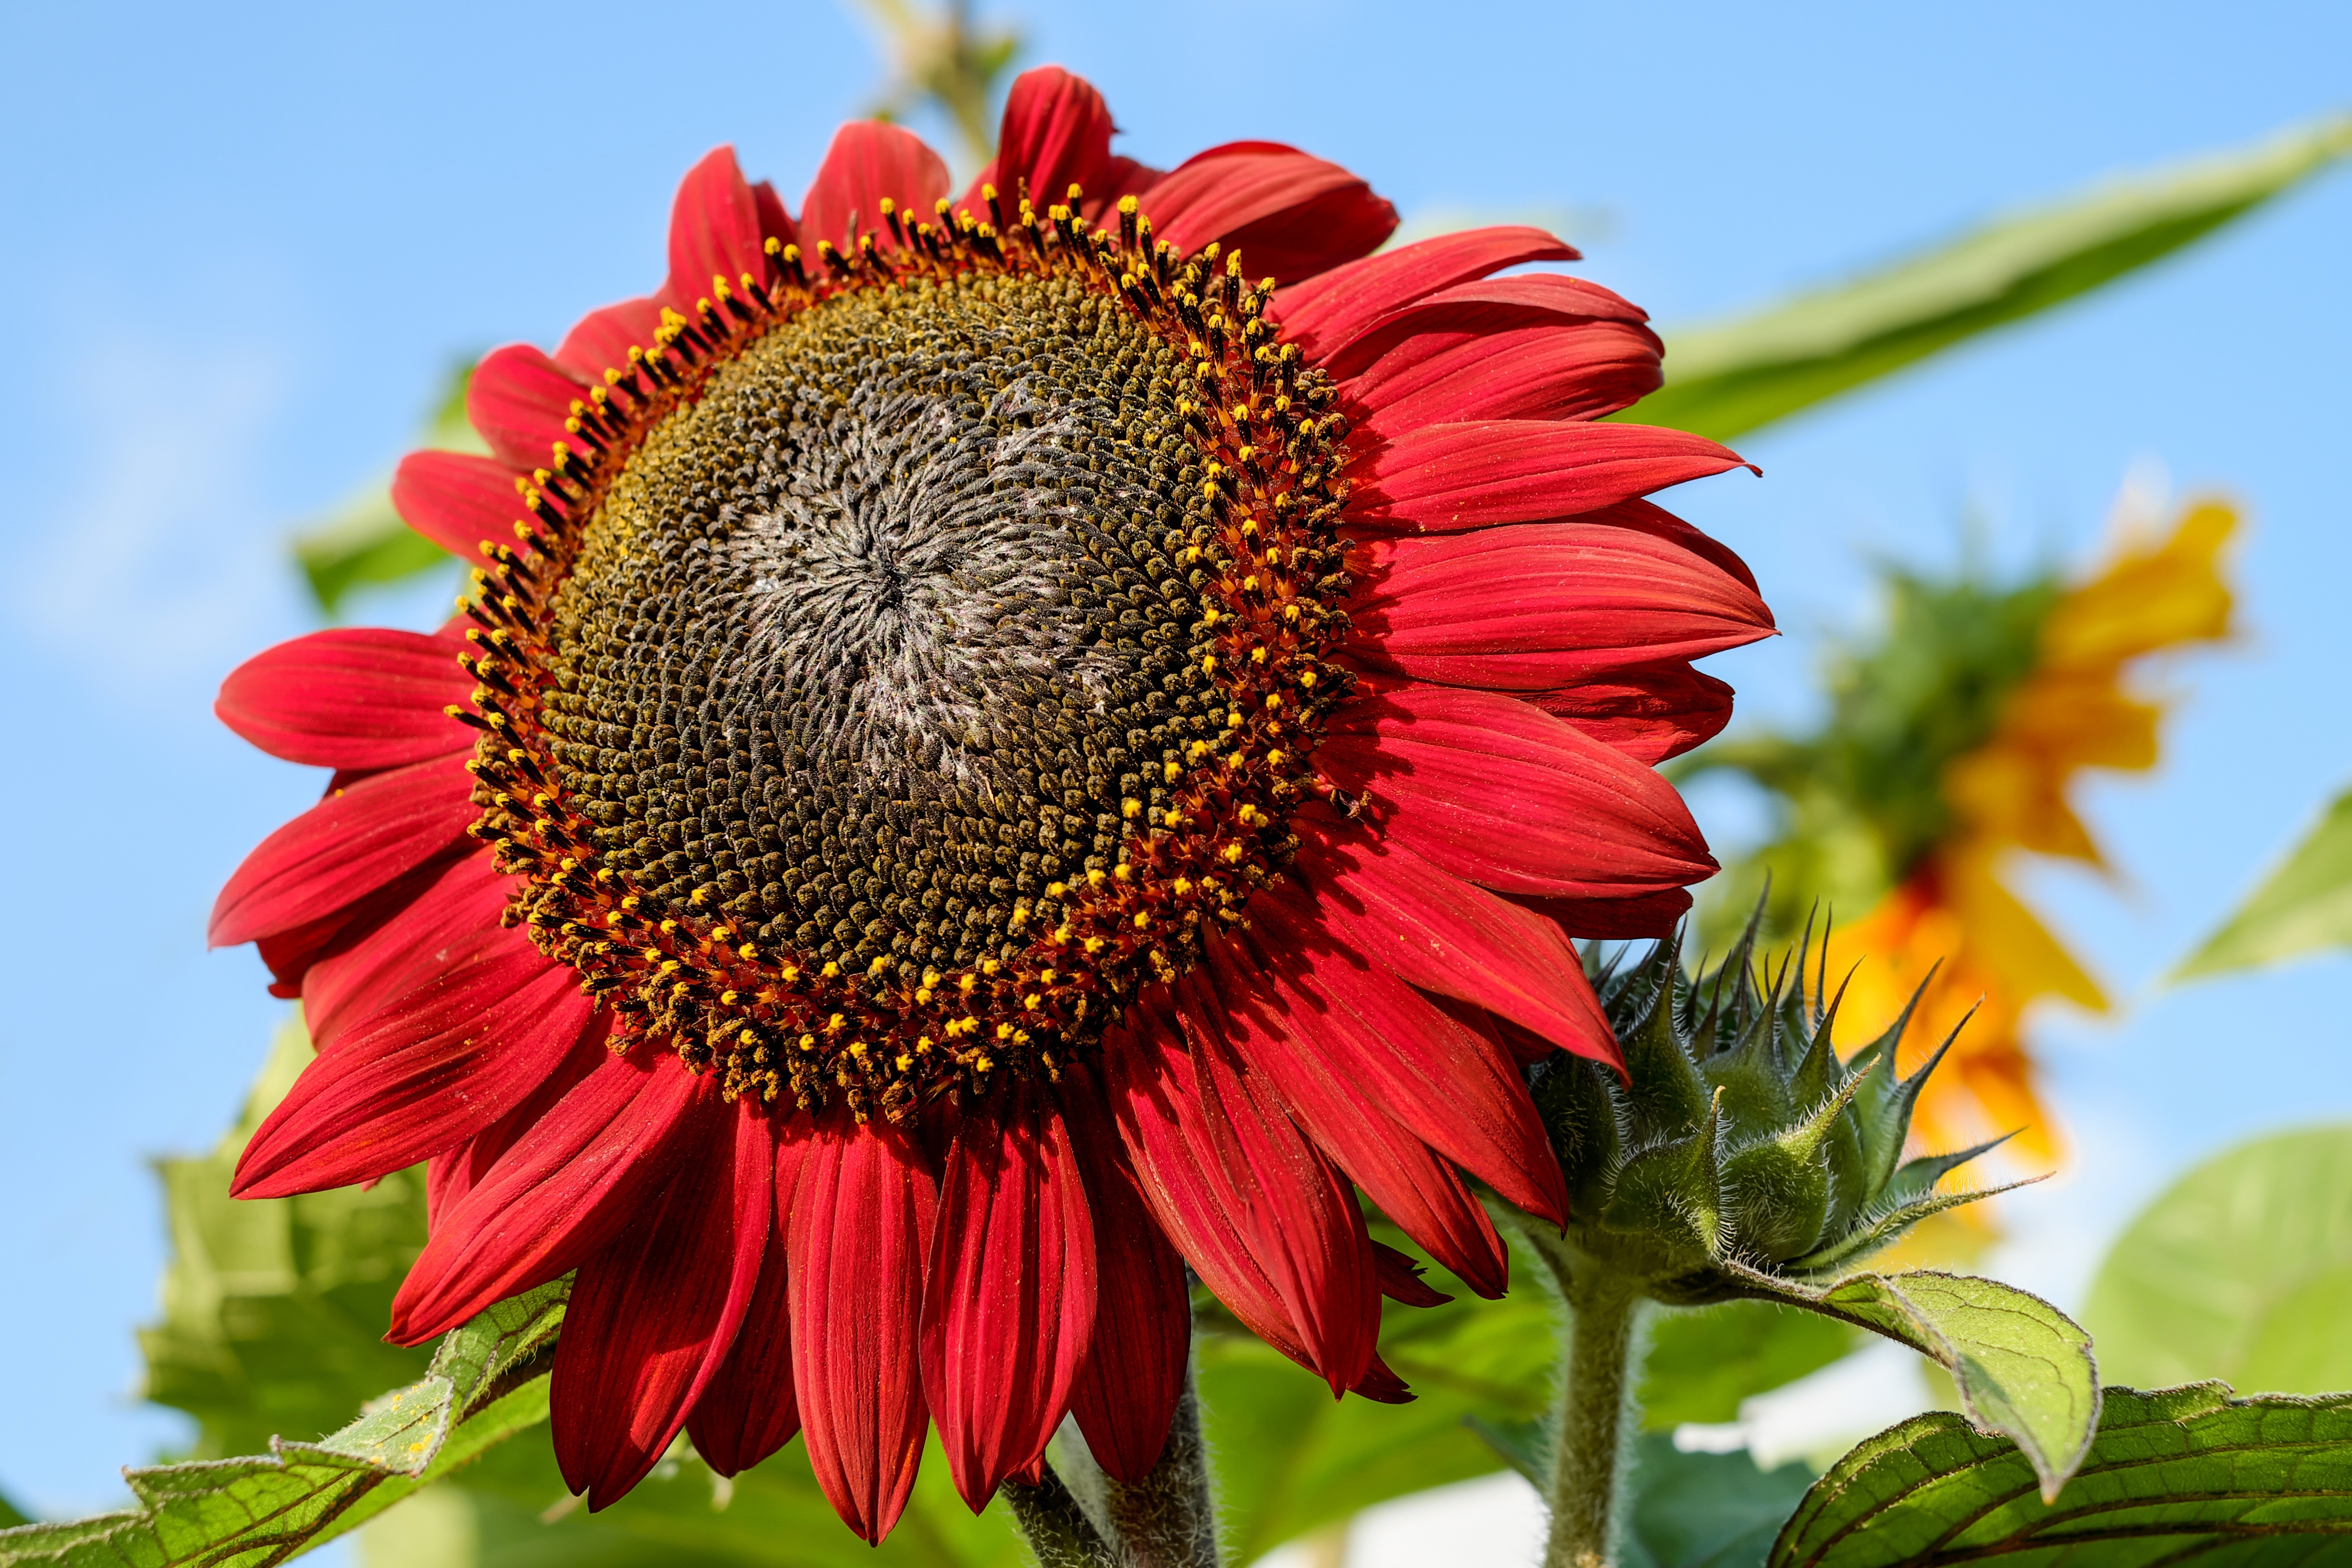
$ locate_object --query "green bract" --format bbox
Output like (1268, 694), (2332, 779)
(1531, 918), (2008, 1304)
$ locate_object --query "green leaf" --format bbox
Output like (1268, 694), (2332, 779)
(1196, 1257), (1560, 1563)
(1640, 1304), (1858, 1432)
(1621, 1435), (1815, 1568)
(1724, 1266), (2098, 1502)
(0, 1495), (27, 1531)
(1463, 1426), (1813, 1568)
(0, 1283), (566, 1568)
(290, 362), (479, 616)
(2083, 1124), (2352, 1396)
(361, 1428), (1029, 1568)
(140, 1021), (435, 1459)
(1635, 113), (2352, 442)
(1205, 1239), (1854, 1560)
(2175, 788), (2352, 979)
(1768, 1382), (2352, 1567)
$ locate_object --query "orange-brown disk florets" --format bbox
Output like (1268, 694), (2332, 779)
(446, 179), (1358, 1121)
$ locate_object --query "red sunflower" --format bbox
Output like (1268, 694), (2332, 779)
(211, 66), (1772, 1541)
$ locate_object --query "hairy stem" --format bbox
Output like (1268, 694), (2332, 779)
(1545, 1272), (1642, 1568)
(1004, 1462), (1120, 1568)
(1101, 1365), (1221, 1568)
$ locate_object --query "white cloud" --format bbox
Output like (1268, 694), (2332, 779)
(6, 333), (293, 700)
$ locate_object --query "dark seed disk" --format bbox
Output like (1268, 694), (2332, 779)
(537, 271), (1221, 978)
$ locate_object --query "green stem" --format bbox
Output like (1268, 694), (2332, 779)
(1545, 1273), (1642, 1568)
(1003, 1462), (1119, 1568)
(1100, 1366), (1221, 1568)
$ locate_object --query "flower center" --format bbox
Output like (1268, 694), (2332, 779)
(542, 274), (1214, 979)
(458, 196), (1356, 1119)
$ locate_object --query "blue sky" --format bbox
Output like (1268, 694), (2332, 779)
(0, 0), (2345, 1527)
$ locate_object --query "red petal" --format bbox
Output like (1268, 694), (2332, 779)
(922, 1093), (1097, 1511)
(1209, 937), (1508, 1298)
(1345, 520), (1775, 690)
(552, 1093), (771, 1509)
(1320, 272), (1650, 379)
(1517, 885), (1695, 943)
(210, 753), (476, 948)
(1287, 809), (1608, 1057)
(466, 343), (588, 471)
(217, 629), (471, 771)
(790, 1114), (935, 1544)
(234, 935), (592, 1197)
(298, 848), (513, 1051)
(688, 1127), (818, 1477)
(1102, 996), (1320, 1369)
(1249, 885), (1572, 1224)
(555, 297), (665, 382)
(389, 1051), (704, 1344)
(1319, 685), (1715, 899)
(800, 122), (951, 256)
(1172, 971), (1380, 1393)
(1347, 421), (1755, 535)
(1061, 1078), (1189, 1486)
(391, 450), (528, 558)
(1373, 1242), (1454, 1308)
(424, 1017), (612, 1228)
(1272, 227), (1578, 361)
(1350, 319), (1664, 434)
(967, 67), (1123, 218)
(1528, 663), (1736, 765)
(253, 847), (461, 1000)
(1145, 142), (1395, 287)
(661, 146), (773, 313)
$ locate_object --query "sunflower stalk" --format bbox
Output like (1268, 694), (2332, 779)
(1014, 1346), (1221, 1568)
(1516, 1221), (1647, 1568)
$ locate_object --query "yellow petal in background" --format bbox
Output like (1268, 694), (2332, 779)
(1833, 490), (2236, 1176)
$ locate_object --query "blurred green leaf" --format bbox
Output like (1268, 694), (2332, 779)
(1196, 1246), (1558, 1563)
(1465, 1424), (1811, 1568)
(1767, 1383), (2352, 1567)
(0, 1495), (26, 1531)
(1727, 1267), (2097, 1503)
(1640, 1304), (1857, 1432)
(1638, 113), (2352, 443)
(291, 363), (478, 617)
(0, 1283), (565, 1568)
(363, 1428), (1028, 1568)
(1203, 1245), (1855, 1561)
(2083, 1124), (2352, 1396)
(1675, 564), (2061, 943)
(1621, 1435), (1814, 1568)
(141, 1022), (434, 1460)
(2176, 788), (2352, 979)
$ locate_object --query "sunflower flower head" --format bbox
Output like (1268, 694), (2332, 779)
(207, 67), (1772, 1541)
(1696, 487), (2235, 1160)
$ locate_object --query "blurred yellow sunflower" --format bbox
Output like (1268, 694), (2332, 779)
(1691, 485), (2235, 1162)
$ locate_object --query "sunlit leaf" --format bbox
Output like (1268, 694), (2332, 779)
(2083, 1123), (2352, 1396)
(1767, 1383), (2352, 1567)
(1725, 1266), (2097, 1503)
(0, 1283), (565, 1568)
(141, 1022), (434, 1461)
(2175, 788), (2352, 979)
(1637, 114), (2352, 442)
(290, 364), (478, 617)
